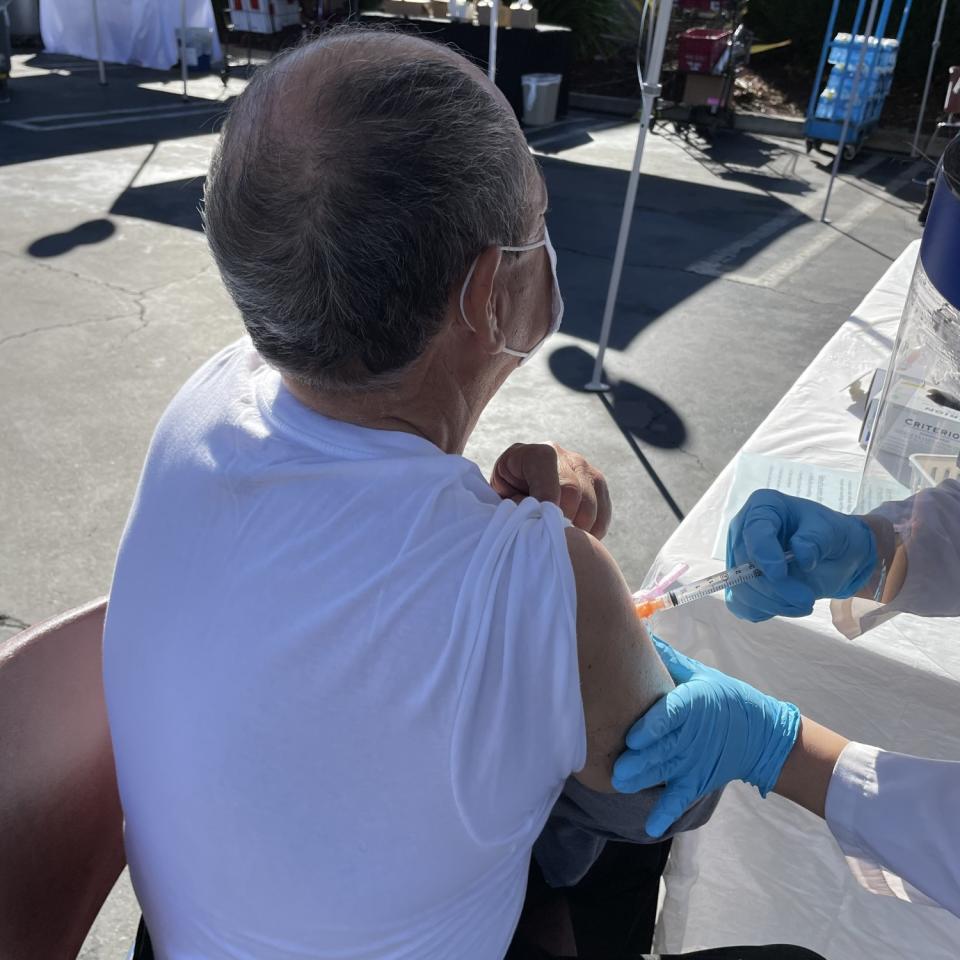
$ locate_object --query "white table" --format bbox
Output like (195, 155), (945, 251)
(40, 0), (220, 73)
(651, 240), (960, 960)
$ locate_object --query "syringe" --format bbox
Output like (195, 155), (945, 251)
(635, 551), (795, 620)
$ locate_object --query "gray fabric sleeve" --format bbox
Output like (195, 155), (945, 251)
(533, 776), (723, 888)
(875, 479), (960, 618)
(834, 480), (960, 638)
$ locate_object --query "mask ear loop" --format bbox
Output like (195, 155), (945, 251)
(459, 256), (482, 333)
(461, 243), (521, 333)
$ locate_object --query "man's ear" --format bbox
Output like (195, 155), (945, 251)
(461, 246), (506, 353)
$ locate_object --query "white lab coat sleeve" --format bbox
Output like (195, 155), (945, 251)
(831, 479), (960, 638)
(825, 742), (960, 917)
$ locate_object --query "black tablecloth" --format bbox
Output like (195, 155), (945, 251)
(360, 13), (573, 120)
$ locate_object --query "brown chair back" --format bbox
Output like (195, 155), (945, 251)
(0, 598), (126, 960)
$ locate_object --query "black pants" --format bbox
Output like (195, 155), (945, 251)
(504, 840), (826, 960)
(513, 839), (671, 958)
(507, 945), (827, 960)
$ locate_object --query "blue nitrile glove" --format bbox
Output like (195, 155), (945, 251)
(612, 637), (800, 838)
(725, 489), (877, 623)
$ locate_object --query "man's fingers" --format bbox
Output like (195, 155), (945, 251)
(489, 444), (526, 499)
(491, 443), (561, 505)
(490, 445), (611, 538)
(520, 444), (562, 504)
(571, 484), (600, 535)
(558, 479), (585, 525)
(592, 473), (612, 539)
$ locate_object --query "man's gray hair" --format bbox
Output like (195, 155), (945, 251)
(203, 28), (540, 392)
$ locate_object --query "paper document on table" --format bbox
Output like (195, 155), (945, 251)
(711, 454), (909, 561)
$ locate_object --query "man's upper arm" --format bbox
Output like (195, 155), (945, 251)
(565, 526), (674, 792)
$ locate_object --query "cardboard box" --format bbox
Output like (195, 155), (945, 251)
(477, 2), (511, 26)
(509, 3), (537, 28)
(682, 73), (729, 108)
(381, 0), (429, 15)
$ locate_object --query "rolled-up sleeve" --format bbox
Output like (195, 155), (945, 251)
(534, 778), (722, 887)
(826, 742), (960, 918)
(831, 479), (960, 637)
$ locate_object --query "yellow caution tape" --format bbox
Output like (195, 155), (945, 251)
(750, 40), (793, 55)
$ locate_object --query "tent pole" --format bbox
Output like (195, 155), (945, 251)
(180, 0), (190, 102)
(821, 0), (879, 224)
(586, 0), (674, 391)
(911, 0), (948, 158)
(488, 2), (498, 82)
(91, 0), (106, 85)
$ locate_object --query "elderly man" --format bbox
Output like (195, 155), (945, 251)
(103, 28), (823, 960)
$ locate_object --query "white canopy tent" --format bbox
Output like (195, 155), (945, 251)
(40, 0), (221, 97)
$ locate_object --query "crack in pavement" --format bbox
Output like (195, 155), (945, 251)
(0, 245), (215, 301)
(0, 311), (142, 348)
(0, 249), (217, 349)
(0, 247), (142, 299)
(117, 294), (151, 346)
(672, 446), (708, 472)
(0, 613), (30, 631)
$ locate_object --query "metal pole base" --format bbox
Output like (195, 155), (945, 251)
(584, 380), (613, 393)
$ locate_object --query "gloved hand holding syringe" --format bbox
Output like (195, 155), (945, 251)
(634, 552), (796, 620)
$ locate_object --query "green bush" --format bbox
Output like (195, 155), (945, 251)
(531, 0), (625, 55)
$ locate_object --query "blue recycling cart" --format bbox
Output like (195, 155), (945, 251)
(804, 0), (912, 161)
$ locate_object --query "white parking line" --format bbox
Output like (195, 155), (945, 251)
(4, 103), (227, 132)
(749, 159), (923, 288)
(687, 153), (889, 285)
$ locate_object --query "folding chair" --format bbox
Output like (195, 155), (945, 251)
(0, 598), (126, 960)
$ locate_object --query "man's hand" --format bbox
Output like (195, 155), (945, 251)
(490, 443), (611, 539)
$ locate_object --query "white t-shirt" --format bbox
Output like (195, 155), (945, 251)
(103, 338), (587, 960)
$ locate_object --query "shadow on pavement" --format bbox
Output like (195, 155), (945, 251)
(88, 149), (811, 358)
(109, 177), (205, 232)
(549, 345), (686, 451)
(549, 345), (687, 520)
(27, 218), (116, 257)
(539, 153), (806, 350)
(658, 128), (814, 198)
(0, 61), (234, 168)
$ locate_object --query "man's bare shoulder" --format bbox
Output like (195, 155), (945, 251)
(564, 526), (673, 792)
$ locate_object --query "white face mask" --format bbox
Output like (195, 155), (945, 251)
(459, 225), (565, 366)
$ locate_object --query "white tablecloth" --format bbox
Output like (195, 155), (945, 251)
(40, 0), (220, 72)
(651, 240), (960, 959)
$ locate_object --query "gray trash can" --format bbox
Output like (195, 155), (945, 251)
(521, 73), (562, 126)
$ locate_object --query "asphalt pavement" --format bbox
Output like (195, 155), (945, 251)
(0, 51), (925, 958)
